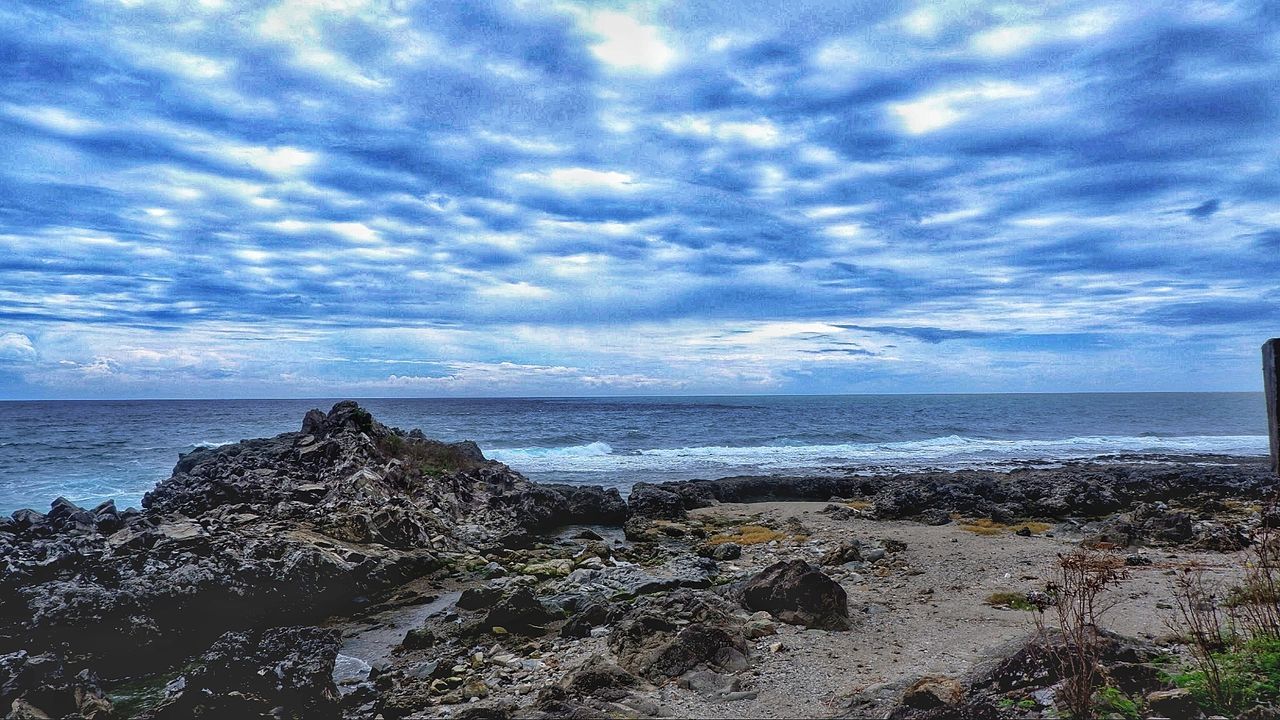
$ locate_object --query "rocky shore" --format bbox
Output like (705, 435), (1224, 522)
(0, 402), (1273, 719)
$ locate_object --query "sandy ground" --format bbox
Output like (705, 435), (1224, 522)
(654, 501), (1245, 719)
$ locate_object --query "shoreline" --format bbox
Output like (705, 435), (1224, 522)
(0, 402), (1274, 718)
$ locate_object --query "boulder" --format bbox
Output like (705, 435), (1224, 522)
(482, 587), (558, 635)
(626, 484), (687, 521)
(608, 591), (748, 683)
(142, 625), (341, 719)
(740, 560), (850, 630)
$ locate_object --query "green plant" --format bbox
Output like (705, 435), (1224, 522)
(1173, 635), (1280, 715)
(1017, 698), (1038, 709)
(1094, 685), (1139, 719)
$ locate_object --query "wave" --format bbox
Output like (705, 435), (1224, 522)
(488, 441), (614, 463)
(488, 434), (1270, 475)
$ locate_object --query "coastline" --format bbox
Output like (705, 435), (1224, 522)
(0, 402), (1273, 718)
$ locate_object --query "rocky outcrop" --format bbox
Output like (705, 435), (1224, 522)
(739, 560), (851, 630)
(0, 402), (625, 678)
(639, 459), (1273, 546)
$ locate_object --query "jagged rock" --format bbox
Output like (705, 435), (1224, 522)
(901, 675), (964, 710)
(457, 586), (503, 611)
(560, 555), (717, 597)
(608, 591), (748, 683)
(626, 484), (687, 521)
(710, 542), (741, 561)
(0, 401), (619, 678)
(481, 587), (559, 636)
(143, 625), (340, 719)
(561, 655), (642, 700)
(740, 560), (851, 630)
(0, 650), (112, 719)
(821, 540), (863, 566)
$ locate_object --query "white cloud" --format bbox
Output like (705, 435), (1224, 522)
(587, 11), (675, 73)
(889, 82), (1040, 134)
(0, 333), (36, 362)
(518, 167), (637, 192)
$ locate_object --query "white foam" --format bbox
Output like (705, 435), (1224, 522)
(488, 441), (614, 463)
(488, 434), (1270, 475)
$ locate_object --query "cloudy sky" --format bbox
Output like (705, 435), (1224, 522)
(0, 0), (1277, 399)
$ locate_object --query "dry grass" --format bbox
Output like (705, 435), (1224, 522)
(706, 524), (791, 546)
(845, 500), (874, 510)
(957, 518), (1053, 536)
(985, 591), (1035, 611)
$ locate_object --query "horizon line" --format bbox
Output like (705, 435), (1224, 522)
(0, 389), (1265, 403)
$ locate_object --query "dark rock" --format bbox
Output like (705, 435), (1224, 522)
(562, 655), (641, 700)
(0, 650), (112, 719)
(919, 509), (952, 526)
(562, 601), (613, 638)
(457, 586), (503, 611)
(143, 625), (340, 719)
(572, 529), (604, 541)
(626, 483), (687, 521)
(740, 560), (850, 630)
(608, 591), (747, 683)
(482, 587), (558, 635)
(711, 542), (741, 561)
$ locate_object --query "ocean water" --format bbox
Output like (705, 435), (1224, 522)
(0, 393), (1269, 515)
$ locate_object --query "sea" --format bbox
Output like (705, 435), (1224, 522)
(0, 392), (1270, 515)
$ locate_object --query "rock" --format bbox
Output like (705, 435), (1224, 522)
(1015, 526), (1032, 537)
(482, 587), (558, 636)
(0, 401), (631, 679)
(901, 675), (964, 710)
(742, 612), (777, 639)
(1124, 553), (1153, 566)
(562, 655), (641, 700)
(711, 542), (741, 561)
(1146, 688), (1201, 719)
(608, 591), (748, 683)
(920, 509), (952, 525)
(142, 626), (341, 719)
(523, 559), (574, 578)
(626, 483), (687, 521)
(572, 529), (604, 541)
(740, 560), (851, 630)
(0, 651), (112, 720)
(560, 555), (717, 597)
(457, 586), (503, 611)
(821, 540), (862, 566)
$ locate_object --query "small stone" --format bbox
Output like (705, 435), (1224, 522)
(768, 642), (784, 653)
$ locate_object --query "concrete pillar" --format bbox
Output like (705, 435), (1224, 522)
(1266, 339), (1280, 474)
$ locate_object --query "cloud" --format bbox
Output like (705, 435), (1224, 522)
(0, 333), (36, 362)
(0, 0), (1275, 397)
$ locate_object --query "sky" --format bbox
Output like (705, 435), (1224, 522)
(0, 0), (1278, 399)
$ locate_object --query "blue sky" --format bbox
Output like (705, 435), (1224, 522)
(0, 0), (1278, 399)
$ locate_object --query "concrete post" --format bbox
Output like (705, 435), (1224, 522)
(1266, 339), (1280, 474)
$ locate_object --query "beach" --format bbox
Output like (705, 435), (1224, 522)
(0, 401), (1274, 718)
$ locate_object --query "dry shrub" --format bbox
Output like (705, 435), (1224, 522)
(1032, 549), (1130, 720)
